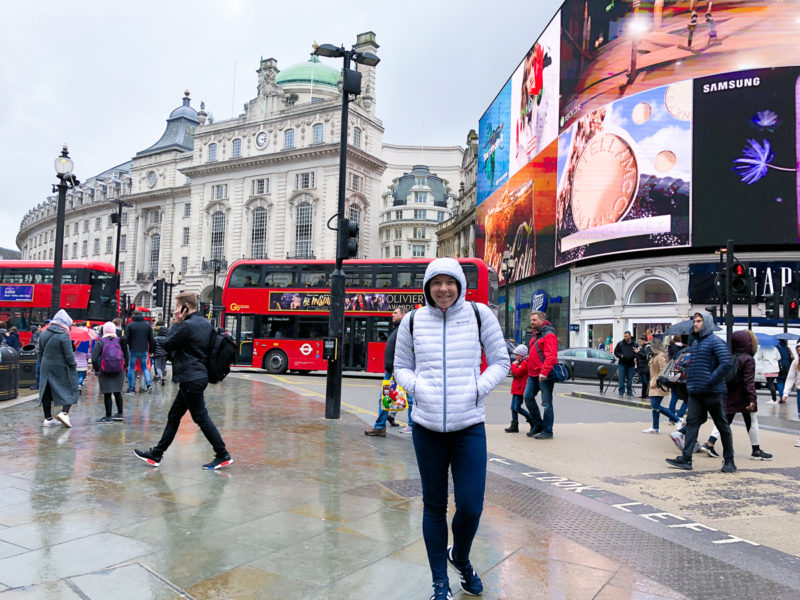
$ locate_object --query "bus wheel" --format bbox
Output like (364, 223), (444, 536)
(264, 350), (288, 374)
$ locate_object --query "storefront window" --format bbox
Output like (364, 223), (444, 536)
(585, 283), (615, 307)
(629, 278), (676, 304)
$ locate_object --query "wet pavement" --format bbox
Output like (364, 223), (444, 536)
(0, 374), (797, 599)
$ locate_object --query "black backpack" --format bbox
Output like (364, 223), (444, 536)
(206, 327), (237, 384)
(725, 353), (743, 389)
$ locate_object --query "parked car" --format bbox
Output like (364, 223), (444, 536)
(558, 347), (621, 381)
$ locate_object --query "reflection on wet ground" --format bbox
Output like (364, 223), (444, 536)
(0, 375), (716, 598)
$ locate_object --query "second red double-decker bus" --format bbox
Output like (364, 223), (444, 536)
(0, 260), (118, 344)
(220, 258), (498, 373)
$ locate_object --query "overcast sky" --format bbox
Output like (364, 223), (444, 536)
(0, 0), (563, 251)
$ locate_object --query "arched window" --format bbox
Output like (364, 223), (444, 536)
(251, 207), (268, 259)
(208, 143), (217, 162)
(348, 204), (361, 226)
(313, 124), (324, 145)
(353, 127), (362, 148)
(135, 291), (151, 309)
(211, 211), (226, 260)
(585, 283), (615, 307)
(629, 278), (677, 304)
(232, 138), (242, 158)
(295, 202), (313, 258)
(284, 129), (295, 149)
(149, 234), (160, 276)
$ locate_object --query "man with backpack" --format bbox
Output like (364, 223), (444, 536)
(523, 311), (559, 439)
(125, 311), (155, 394)
(666, 312), (736, 473)
(133, 291), (232, 470)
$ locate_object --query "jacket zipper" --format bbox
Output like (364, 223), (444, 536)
(442, 308), (447, 431)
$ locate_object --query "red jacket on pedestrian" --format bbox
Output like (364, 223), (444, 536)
(528, 322), (558, 378)
(510, 357), (528, 394)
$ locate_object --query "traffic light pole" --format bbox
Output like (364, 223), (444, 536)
(725, 240), (734, 349)
(325, 49), (354, 420)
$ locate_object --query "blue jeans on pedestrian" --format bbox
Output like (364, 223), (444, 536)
(128, 351), (152, 390)
(77, 370), (86, 388)
(523, 376), (555, 435)
(618, 364), (635, 396)
(669, 388), (687, 418)
(649, 396), (678, 430)
(412, 422), (486, 585)
(510, 394), (533, 425)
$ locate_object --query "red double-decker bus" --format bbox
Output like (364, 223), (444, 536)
(0, 260), (118, 344)
(220, 258), (498, 373)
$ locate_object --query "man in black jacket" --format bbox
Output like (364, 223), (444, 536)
(125, 312), (155, 394)
(614, 331), (638, 399)
(365, 306), (408, 437)
(134, 291), (232, 470)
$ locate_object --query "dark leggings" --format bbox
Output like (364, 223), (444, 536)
(412, 422), (486, 584)
(41, 384), (71, 420)
(103, 392), (123, 418)
(765, 377), (778, 402)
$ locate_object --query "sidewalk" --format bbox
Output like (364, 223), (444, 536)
(0, 376), (796, 599)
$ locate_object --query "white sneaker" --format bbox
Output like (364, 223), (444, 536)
(400, 426), (412, 433)
(42, 418), (60, 427)
(670, 430), (685, 450)
(794, 439), (800, 448)
(642, 427), (660, 434)
(55, 412), (72, 428)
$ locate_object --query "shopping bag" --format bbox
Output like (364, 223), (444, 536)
(381, 377), (408, 411)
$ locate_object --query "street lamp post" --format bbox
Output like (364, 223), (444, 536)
(314, 40), (380, 420)
(211, 258), (222, 326)
(51, 145), (79, 315)
(500, 253), (516, 339)
(162, 264), (176, 326)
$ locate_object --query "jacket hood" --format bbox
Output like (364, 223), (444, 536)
(731, 330), (757, 356)
(422, 258), (467, 310)
(51, 309), (73, 331)
(132, 314), (144, 322)
(693, 311), (716, 338)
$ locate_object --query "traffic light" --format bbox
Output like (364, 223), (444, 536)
(343, 219), (359, 258)
(730, 261), (749, 297)
(789, 298), (799, 320)
(764, 293), (780, 319)
(151, 279), (164, 307)
(705, 306), (718, 321)
(128, 303), (136, 318)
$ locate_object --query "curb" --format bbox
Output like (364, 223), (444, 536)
(569, 390), (651, 410)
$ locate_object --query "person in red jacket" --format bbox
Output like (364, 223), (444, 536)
(506, 344), (535, 433)
(523, 311), (559, 439)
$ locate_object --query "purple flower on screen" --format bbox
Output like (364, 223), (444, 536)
(733, 139), (773, 184)
(751, 110), (780, 131)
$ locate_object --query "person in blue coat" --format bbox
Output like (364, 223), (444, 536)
(666, 311), (736, 473)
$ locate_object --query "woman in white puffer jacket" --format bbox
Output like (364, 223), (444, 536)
(394, 258), (509, 600)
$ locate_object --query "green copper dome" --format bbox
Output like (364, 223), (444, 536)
(276, 55), (340, 88)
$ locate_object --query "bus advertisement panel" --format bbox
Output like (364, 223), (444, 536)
(221, 258), (497, 374)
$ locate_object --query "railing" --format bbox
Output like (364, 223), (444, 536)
(286, 253), (316, 260)
(136, 271), (158, 282)
(201, 258), (227, 273)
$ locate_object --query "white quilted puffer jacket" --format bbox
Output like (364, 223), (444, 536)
(394, 258), (510, 432)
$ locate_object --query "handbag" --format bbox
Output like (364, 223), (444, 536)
(533, 340), (568, 382)
(381, 376), (408, 411)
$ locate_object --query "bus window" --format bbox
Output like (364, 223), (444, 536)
(298, 265), (333, 288)
(375, 265), (393, 289)
(346, 266), (374, 288)
(297, 317), (328, 339)
(397, 266), (425, 290)
(263, 315), (293, 338)
(264, 267), (294, 288)
(229, 264), (262, 287)
(462, 264), (478, 289)
(373, 317), (392, 342)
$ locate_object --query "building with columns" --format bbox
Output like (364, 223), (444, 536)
(437, 129), (478, 259)
(15, 32), (465, 319)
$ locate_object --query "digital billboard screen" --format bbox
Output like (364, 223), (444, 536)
(559, 0), (800, 132)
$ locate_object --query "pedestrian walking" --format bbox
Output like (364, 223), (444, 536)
(523, 310), (560, 439)
(365, 306), (412, 437)
(38, 309), (79, 428)
(614, 331), (637, 398)
(642, 338), (679, 433)
(780, 343), (800, 446)
(776, 340), (792, 398)
(635, 334), (652, 399)
(91, 322), (129, 423)
(698, 330), (772, 461)
(505, 344), (534, 433)
(666, 312), (736, 473)
(125, 311), (155, 394)
(153, 321), (168, 385)
(756, 343), (781, 403)
(133, 291), (232, 470)
(393, 258), (509, 600)
(72, 322), (90, 394)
